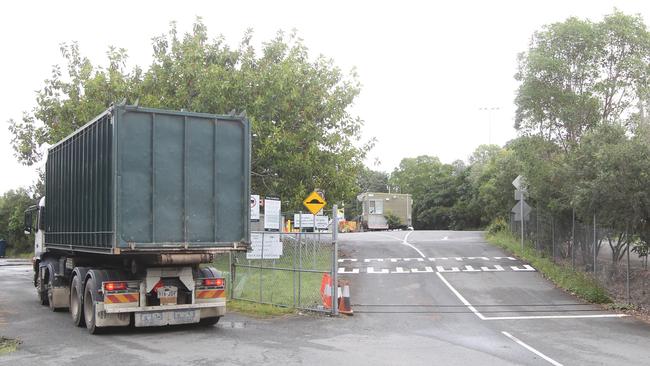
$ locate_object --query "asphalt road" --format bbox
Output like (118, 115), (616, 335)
(2, 231), (650, 365)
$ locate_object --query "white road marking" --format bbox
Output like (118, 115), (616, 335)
(401, 231), (426, 258)
(501, 331), (563, 366)
(367, 267), (389, 274)
(436, 272), (486, 320)
(481, 265), (505, 272)
(436, 266), (461, 272)
(462, 265), (481, 272)
(486, 314), (628, 320)
(336, 265), (535, 274)
(338, 267), (359, 274)
(349, 257), (527, 262)
(436, 272), (627, 321)
(442, 236), (449, 240)
(411, 266), (434, 273)
(511, 265), (536, 271)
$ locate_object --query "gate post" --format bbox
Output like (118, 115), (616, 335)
(332, 204), (339, 316)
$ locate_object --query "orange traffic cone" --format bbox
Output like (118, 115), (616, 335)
(320, 274), (332, 309)
(338, 285), (353, 315)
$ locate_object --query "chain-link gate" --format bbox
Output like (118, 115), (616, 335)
(230, 208), (339, 314)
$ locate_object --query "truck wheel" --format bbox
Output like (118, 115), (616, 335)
(83, 278), (103, 334)
(70, 275), (85, 327)
(36, 270), (49, 306)
(200, 316), (221, 326)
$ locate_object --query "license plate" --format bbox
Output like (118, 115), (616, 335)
(157, 286), (178, 305)
(157, 286), (178, 298)
(134, 309), (199, 327)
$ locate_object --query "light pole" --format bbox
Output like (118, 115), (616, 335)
(478, 107), (500, 145)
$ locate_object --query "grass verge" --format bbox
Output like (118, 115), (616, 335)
(227, 299), (295, 317)
(0, 337), (20, 355)
(3, 251), (32, 259)
(486, 230), (611, 304)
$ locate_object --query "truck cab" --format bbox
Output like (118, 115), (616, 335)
(24, 196), (45, 258)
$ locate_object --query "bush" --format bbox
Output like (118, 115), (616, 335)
(486, 217), (507, 235)
(384, 212), (403, 230)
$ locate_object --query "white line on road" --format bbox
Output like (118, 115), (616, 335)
(501, 331), (563, 366)
(402, 231), (426, 258)
(442, 236), (449, 240)
(486, 314), (627, 321)
(435, 272), (486, 320)
(435, 272), (628, 321)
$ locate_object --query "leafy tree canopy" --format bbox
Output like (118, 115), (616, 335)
(8, 19), (371, 210)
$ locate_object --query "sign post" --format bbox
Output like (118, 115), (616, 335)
(512, 175), (528, 251)
(303, 191), (327, 215)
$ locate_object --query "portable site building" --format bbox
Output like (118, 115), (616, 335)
(357, 192), (412, 230)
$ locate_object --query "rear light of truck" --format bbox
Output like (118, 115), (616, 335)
(202, 278), (224, 287)
(104, 281), (128, 292)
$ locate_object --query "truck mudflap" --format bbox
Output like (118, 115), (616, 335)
(50, 286), (70, 309)
(95, 302), (131, 327)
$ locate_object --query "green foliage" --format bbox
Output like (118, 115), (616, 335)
(389, 146), (514, 230)
(515, 11), (650, 150)
(0, 337), (21, 355)
(509, 11), (650, 264)
(486, 217), (507, 235)
(384, 212), (402, 229)
(8, 20), (370, 211)
(358, 167), (389, 193)
(487, 230), (611, 304)
(0, 188), (36, 255)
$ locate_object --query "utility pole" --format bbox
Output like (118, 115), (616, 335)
(478, 107), (500, 145)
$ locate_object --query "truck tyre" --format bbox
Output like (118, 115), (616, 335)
(70, 275), (85, 327)
(36, 269), (49, 306)
(83, 277), (103, 334)
(200, 316), (221, 326)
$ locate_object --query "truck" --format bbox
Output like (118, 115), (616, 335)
(23, 104), (251, 333)
(357, 192), (412, 230)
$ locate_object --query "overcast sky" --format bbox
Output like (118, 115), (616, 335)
(1, 0), (649, 194)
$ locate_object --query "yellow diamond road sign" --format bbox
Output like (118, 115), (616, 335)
(303, 191), (326, 215)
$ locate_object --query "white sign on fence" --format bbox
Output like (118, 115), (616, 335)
(264, 198), (281, 230)
(315, 215), (330, 230)
(246, 233), (283, 259)
(250, 195), (260, 221)
(293, 213), (315, 228)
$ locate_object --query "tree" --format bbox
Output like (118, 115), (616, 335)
(0, 188), (36, 255)
(572, 124), (650, 263)
(390, 156), (446, 198)
(515, 11), (650, 150)
(8, 20), (370, 210)
(357, 168), (389, 193)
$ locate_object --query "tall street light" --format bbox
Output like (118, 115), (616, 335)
(478, 107), (500, 145)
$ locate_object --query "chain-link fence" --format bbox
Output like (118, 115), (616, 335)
(226, 208), (339, 314)
(510, 208), (650, 308)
